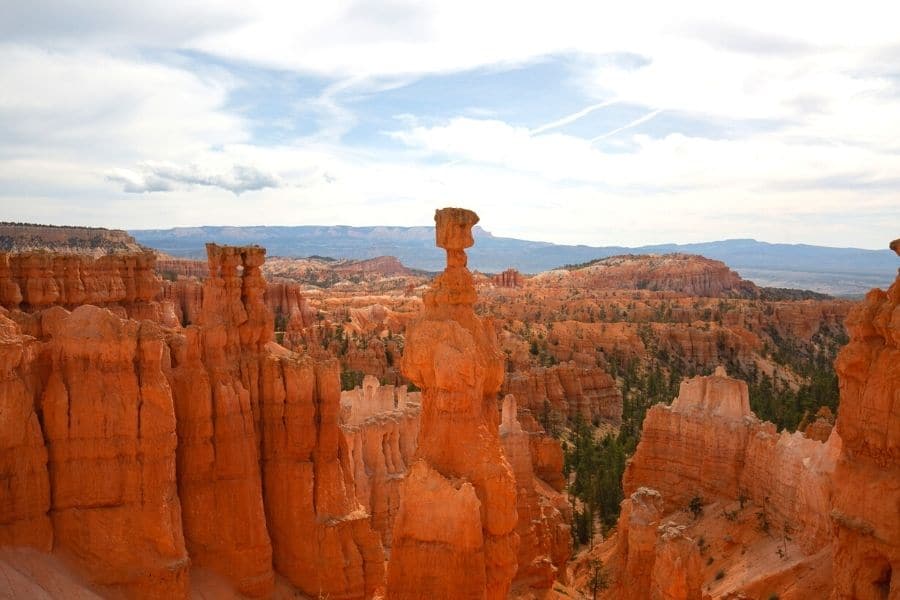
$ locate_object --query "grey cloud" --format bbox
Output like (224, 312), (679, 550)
(681, 21), (814, 56)
(0, 1), (246, 46)
(107, 162), (281, 195)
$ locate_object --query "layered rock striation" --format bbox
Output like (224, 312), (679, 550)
(502, 362), (622, 424)
(0, 243), (385, 599)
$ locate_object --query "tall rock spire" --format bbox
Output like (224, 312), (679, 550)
(386, 208), (519, 599)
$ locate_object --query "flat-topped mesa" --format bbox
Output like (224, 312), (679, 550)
(669, 365), (752, 420)
(388, 208), (518, 599)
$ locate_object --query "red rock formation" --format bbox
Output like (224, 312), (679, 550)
(160, 278), (203, 327)
(502, 362), (622, 424)
(1, 252), (159, 311)
(0, 313), (51, 551)
(156, 257), (209, 279)
(623, 367), (839, 550)
(166, 245), (274, 597)
(649, 522), (703, 600)
(531, 253), (758, 297)
(623, 368), (756, 509)
(259, 351), (385, 599)
(500, 395), (571, 591)
(801, 406), (835, 443)
(492, 268), (524, 288)
(387, 208), (519, 599)
(166, 243), (384, 599)
(831, 265), (899, 599)
(608, 487), (665, 598)
(42, 305), (189, 597)
(341, 380), (421, 550)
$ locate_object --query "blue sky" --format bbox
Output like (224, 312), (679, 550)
(0, 1), (898, 249)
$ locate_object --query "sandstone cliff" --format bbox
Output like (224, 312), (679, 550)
(0, 223), (143, 255)
(830, 264), (899, 599)
(340, 378), (421, 550)
(531, 253), (758, 297)
(502, 362), (622, 425)
(500, 395), (571, 592)
(0, 244), (385, 599)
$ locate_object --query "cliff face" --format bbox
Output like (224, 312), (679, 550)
(831, 270), (899, 599)
(0, 312), (52, 551)
(340, 379), (421, 550)
(610, 367), (840, 598)
(623, 367), (839, 550)
(500, 395), (571, 592)
(0, 251), (183, 332)
(0, 244), (385, 599)
(43, 306), (190, 598)
(532, 253), (758, 297)
(610, 249), (900, 598)
(502, 362), (622, 424)
(386, 208), (519, 599)
(0, 223), (143, 254)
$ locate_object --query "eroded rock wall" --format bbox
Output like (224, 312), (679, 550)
(831, 270), (900, 600)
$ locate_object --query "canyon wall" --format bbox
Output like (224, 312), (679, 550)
(622, 367), (839, 551)
(502, 362), (622, 424)
(499, 395), (571, 592)
(0, 244), (384, 599)
(610, 249), (900, 598)
(830, 267), (899, 599)
(340, 379), (421, 550)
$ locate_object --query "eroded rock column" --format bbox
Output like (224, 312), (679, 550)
(830, 241), (900, 600)
(386, 208), (519, 599)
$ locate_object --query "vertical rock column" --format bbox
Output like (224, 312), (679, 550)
(167, 244), (274, 597)
(41, 306), (189, 598)
(830, 240), (900, 600)
(386, 208), (519, 599)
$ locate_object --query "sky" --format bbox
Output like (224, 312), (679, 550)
(1, 1), (898, 249)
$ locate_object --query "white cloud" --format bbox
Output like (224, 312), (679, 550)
(1, 1), (899, 250)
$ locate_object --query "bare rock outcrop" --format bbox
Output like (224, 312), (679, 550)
(0, 313), (51, 550)
(43, 305), (189, 597)
(500, 395), (571, 591)
(623, 368), (756, 509)
(0, 252), (161, 313)
(492, 268), (524, 288)
(386, 208), (519, 599)
(502, 362), (623, 425)
(341, 379), (421, 550)
(830, 263), (899, 599)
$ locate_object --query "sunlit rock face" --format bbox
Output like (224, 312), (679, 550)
(0, 243), (385, 599)
(386, 208), (519, 599)
(831, 258), (899, 600)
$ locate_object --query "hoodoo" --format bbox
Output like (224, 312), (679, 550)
(386, 208), (519, 599)
(830, 239), (899, 599)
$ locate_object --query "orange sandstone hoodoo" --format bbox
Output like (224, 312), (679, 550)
(386, 208), (519, 599)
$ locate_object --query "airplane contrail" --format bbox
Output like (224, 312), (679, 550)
(590, 109), (662, 143)
(530, 99), (620, 135)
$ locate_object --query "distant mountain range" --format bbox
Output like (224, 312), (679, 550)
(130, 226), (898, 297)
